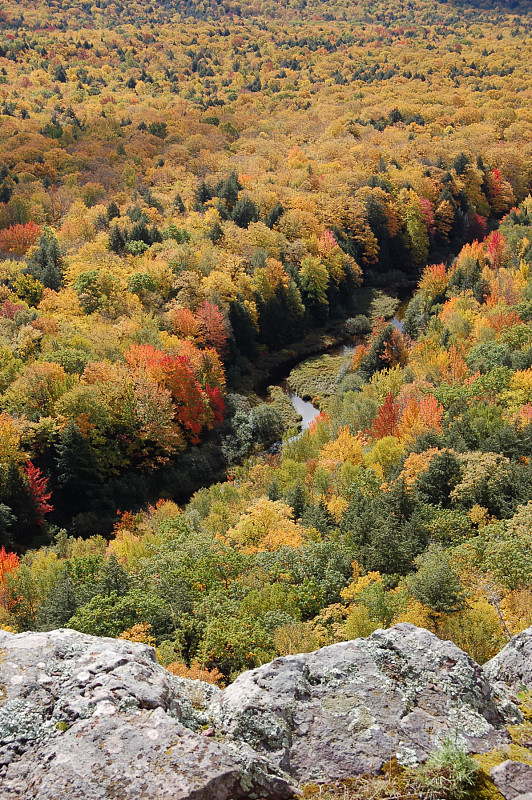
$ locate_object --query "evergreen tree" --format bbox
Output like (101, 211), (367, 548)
(218, 172), (241, 212)
(37, 566), (78, 629)
(148, 223), (162, 244)
(232, 197), (258, 228)
(109, 224), (126, 253)
(173, 193), (186, 213)
(208, 221), (223, 244)
(107, 201), (120, 221)
(129, 220), (152, 245)
(97, 554), (130, 596)
(265, 202), (284, 229)
(26, 231), (63, 290)
(0, 503), (15, 549)
(266, 479), (281, 501)
(285, 482), (307, 520)
(452, 152), (470, 176)
(54, 64), (67, 83)
(229, 300), (258, 358)
(194, 181), (213, 210)
(257, 281), (304, 350)
(302, 501), (334, 537)
(415, 451), (462, 508)
(54, 422), (101, 514)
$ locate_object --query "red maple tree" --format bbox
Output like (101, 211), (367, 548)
(0, 221), (41, 255)
(368, 392), (400, 439)
(24, 461), (53, 523)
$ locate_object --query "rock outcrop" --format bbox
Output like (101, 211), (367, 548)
(211, 623), (516, 781)
(0, 628), (295, 800)
(0, 623), (523, 799)
(485, 627), (532, 695)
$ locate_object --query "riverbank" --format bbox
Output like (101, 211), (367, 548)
(34, 289), (410, 540)
(236, 287), (406, 398)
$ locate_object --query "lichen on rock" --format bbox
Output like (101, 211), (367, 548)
(0, 623), (525, 799)
(210, 624), (518, 782)
(0, 628), (295, 800)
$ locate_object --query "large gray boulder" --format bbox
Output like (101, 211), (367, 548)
(210, 623), (518, 782)
(485, 626), (532, 695)
(0, 628), (296, 800)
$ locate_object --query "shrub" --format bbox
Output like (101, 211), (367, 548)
(346, 315), (371, 335)
(408, 737), (479, 800)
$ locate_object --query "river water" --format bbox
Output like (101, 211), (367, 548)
(286, 390), (320, 430)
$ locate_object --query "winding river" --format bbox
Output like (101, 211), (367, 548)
(283, 306), (407, 433)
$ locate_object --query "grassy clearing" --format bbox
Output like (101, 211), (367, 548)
(267, 384), (302, 430)
(287, 353), (348, 402)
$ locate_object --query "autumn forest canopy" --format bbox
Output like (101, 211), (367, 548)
(0, 0), (531, 684)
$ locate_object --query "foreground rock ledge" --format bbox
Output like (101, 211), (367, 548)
(211, 623), (518, 781)
(0, 623), (520, 799)
(0, 628), (295, 800)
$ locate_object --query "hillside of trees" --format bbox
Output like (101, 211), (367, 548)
(0, 0), (532, 693)
(3, 198), (532, 680)
(0, 0), (530, 541)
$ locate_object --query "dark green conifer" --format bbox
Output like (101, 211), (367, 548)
(26, 231), (63, 290)
(107, 201), (120, 221)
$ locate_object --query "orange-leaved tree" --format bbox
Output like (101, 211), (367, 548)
(0, 222), (41, 255)
(125, 343), (225, 445)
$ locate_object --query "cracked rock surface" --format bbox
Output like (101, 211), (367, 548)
(0, 628), (295, 800)
(490, 760), (532, 800)
(210, 622), (518, 781)
(0, 623), (521, 798)
(485, 627), (532, 696)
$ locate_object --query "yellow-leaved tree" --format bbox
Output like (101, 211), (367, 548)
(227, 498), (304, 552)
(318, 426), (364, 469)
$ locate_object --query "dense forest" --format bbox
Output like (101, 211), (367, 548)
(0, 0), (532, 698)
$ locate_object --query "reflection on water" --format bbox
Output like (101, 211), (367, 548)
(391, 314), (404, 333)
(392, 298), (408, 332)
(287, 391), (320, 430)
